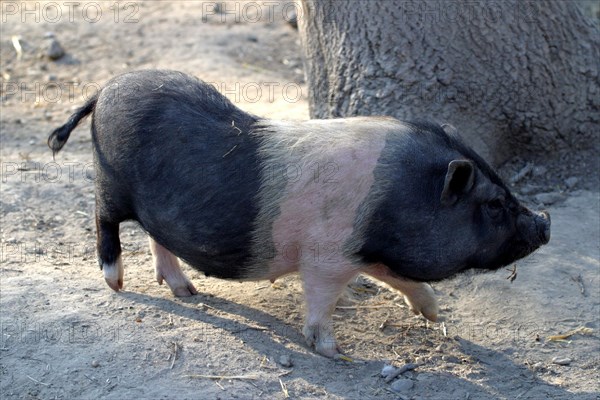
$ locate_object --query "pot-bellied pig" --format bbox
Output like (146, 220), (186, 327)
(48, 70), (550, 357)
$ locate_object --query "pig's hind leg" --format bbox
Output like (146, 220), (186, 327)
(97, 218), (124, 291)
(149, 237), (198, 297)
(363, 265), (439, 322)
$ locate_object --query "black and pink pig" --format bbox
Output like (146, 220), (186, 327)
(48, 70), (550, 357)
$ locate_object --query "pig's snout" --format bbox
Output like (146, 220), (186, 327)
(535, 210), (551, 245)
(517, 209), (551, 248)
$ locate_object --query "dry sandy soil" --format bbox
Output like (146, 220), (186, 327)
(1, 2), (599, 399)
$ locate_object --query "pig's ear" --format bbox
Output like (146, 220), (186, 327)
(441, 160), (475, 205)
(441, 123), (457, 136)
(441, 123), (465, 141)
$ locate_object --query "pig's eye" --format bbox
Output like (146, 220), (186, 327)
(485, 199), (504, 219)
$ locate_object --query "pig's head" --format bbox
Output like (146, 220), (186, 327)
(356, 121), (551, 281)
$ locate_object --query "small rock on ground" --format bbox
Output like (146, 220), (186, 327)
(391, 378), (414, 393)
(278, 354), (293, 368)
(565, 177), (579, 189)
(47, 39), (65, 60)
(442, 355), (461, 364)
(552, 357), (572, 366)
(381, 364), (396, 378)
(534, 192), (565, 206)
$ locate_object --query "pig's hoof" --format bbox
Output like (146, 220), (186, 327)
(403, 284), (439, 322)
(103, 258), (124, 292)
(105, 277), (123, 292)
(417, 302), (439, 322)
(156, 272), (198, 297)
(303, 324), (340, 358)
(171, 283), (198, 297)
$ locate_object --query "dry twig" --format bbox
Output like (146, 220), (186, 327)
(11, 36), (22, 59)
(547, 326), (593, 342)
(279, 378), (289, 398)
(336, 304), (400, 310)
(26, 375), (49, 386)
(506, 264), (518, 283)
(170, 342), (179, 369)
(384, 363), (418, 383)
(183, 373), (260, 380)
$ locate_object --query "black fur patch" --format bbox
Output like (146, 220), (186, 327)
(355, 120), (513, 281)
(91, 70), (263, 279)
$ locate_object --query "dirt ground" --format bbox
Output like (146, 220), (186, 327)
(1, 2), (599, 399)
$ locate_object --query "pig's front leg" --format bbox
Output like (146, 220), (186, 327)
(363, 264), (439, 322)
(301, 266), (358, 358)
(149, 237), (198, 297)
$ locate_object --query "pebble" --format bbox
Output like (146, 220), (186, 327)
(565, 177), (579, 189)
(285, 7), (298, 29)
(442, 355), (461, 364)
(416, 372), (434, 382)
(384, 363), (418, 383)
(532, 166), (548, 177)
(534, 192), (565, 206)
(428, 355), (441, 364)
(390, 378), (414, 393)
(381, 364), (396, 377)
(47, 39), (65, 60)
(552, 357), (572, 366)
(282, 58), (299, 68)
(520, 184), (540, 195)
(278, 354), (293, 368)
(91, 360), (99, 368)
(532, 362), (545, 372)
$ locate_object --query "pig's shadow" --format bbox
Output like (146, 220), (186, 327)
(120, 291), (592, 399)
(121, 290), (309, 354)
(449, 340), (597, 399)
